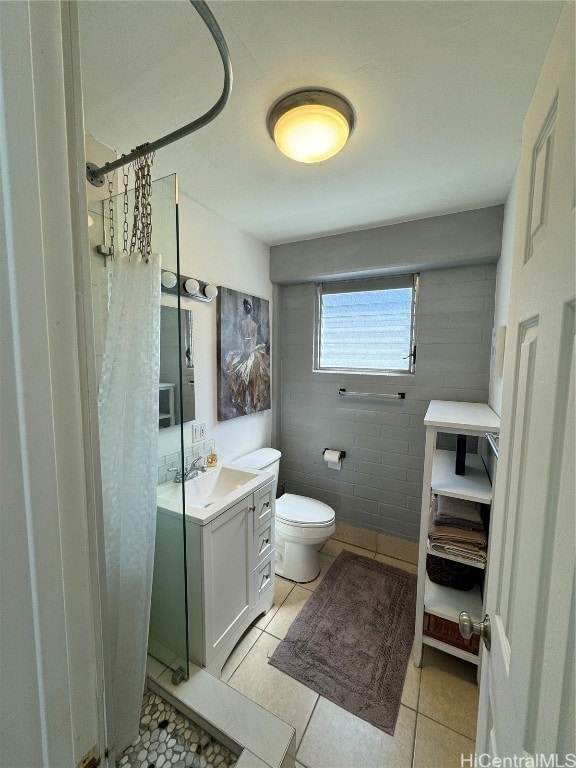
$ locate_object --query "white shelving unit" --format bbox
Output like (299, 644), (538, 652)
(414, 400), (500, 667)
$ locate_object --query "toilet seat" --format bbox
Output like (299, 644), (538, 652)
(276, 493), (335, 529)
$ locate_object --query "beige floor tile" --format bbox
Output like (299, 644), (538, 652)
(220, 626), (262, 683)
(228, 632), (318, 748)
(400, 644), (421, 711)
(376, 533), (419, 564)
(255, 576), (294, 630)
(374, 552), (419, 574)
(300, 553), (335, 592)
(265, 586), (312, 640)
(418, 646), (479, 740)
(237, 751), (270, 768)
(413, 714), (475, 768)
(320, 539), (376, 559)
(333, 521), (378, 551)
(297, 698), (416, 768)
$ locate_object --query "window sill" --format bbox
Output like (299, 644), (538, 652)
(312, 367), (415, 377)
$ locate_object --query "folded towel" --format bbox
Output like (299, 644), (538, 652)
(428, 497), (487, 552)
(433, 494), (485, 531)
(428, 542), (487, 564)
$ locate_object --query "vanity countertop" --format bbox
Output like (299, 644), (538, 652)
(156, 466), (274, 526)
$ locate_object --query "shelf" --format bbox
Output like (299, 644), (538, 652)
(426, 541), (485, 570)
(424, 574), (482, 623)
(424, 400), (500, 433)
(431, 450), (492, 503)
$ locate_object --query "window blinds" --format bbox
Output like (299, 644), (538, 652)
(318, 275), (415, 372)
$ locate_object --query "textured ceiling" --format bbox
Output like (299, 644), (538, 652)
(79, 1), (562, 245)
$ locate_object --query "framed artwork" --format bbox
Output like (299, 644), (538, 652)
(217, 287), (271, 421)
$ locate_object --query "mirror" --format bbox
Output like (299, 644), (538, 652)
(159, 305), (195, 428)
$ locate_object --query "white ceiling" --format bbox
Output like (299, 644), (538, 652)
(79, 0), (562, 245)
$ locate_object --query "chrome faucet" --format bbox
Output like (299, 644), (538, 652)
(172, 454), (207, 483)
(191, 454), (207, 472)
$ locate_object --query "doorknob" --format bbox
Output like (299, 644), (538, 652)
(459, 611), (491, 651)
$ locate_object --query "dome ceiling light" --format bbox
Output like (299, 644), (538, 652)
(267, 89), (355, 164)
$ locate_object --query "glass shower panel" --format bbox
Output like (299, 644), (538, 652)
(93, 173), (189, 677)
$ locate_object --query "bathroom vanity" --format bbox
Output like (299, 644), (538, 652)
(155, 468), (275, 676)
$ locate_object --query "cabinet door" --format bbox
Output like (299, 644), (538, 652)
(203, 495), (255, 662)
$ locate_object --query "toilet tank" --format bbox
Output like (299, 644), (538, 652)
(231, 448), (281, 498)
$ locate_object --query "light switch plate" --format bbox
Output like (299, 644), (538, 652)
(193, 422), (206, 442)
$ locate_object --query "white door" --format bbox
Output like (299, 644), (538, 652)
(475, 4), (575, 761)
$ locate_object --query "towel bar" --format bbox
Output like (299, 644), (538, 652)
(485, 432), (499, 459)
(338, 388), (405, 400)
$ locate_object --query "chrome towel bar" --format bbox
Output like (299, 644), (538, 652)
(338, 388), (405, 400)
(485, 432), (499, 459)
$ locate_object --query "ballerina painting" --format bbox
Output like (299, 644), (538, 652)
(217, 287), (271, 420)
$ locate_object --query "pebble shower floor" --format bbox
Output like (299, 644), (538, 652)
(119, 689), (239, 768)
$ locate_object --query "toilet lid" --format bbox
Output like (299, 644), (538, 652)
(276, 493), (335, 526)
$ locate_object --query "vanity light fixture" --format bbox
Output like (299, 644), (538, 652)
(183, 276), (219, 303)
(160, 271), (218, 303)
(267, 88), (355, 163)
(161, 270), (178, 289)
(203, 283), (219, 300)
(183, 278), (200, 295)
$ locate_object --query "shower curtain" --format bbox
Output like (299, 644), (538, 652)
(98, 252), (161, 752)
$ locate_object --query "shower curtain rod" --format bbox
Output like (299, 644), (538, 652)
(86, 0), (232, 187)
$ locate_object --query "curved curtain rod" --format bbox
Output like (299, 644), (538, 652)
(86, 0), (233, 186)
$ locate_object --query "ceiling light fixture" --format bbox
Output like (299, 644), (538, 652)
(267, 89), (355, 164)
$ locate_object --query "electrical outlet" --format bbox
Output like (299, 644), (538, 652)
(193, 422), (206, 442)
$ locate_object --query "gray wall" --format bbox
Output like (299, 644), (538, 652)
(270, 206), (503, 284)
(276, 264), (497, 542)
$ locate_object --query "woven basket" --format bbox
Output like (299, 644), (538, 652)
(426, 554), (477, 591)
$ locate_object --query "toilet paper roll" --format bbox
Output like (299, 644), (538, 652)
(324, 449), (342, 471)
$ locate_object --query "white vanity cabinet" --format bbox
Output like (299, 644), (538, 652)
(185, 479), (275, 675)
(414, 400), (500, 669)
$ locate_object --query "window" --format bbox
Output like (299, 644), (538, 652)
(314, 275), (418, 374)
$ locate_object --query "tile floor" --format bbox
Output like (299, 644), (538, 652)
(119, 688), (239, 768)
(220, 525), (479, 768)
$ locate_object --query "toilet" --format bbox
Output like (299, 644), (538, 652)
(231, 448), (336, 583)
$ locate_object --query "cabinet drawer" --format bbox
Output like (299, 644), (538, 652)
(255, 555), (273, 598)
(255, 486), (273, 527)
(254, 519), (273, 564)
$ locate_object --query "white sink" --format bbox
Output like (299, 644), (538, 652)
(184, 466), (258, 507)
(156, 465), (260, 519)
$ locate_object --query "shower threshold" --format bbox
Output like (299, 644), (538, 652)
(146, 659), (295, 768)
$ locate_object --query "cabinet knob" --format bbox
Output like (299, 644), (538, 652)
(264, 501), (270, 508)
(249, 506), (256, 512)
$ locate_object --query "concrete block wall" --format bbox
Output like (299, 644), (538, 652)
(277, 264), (496, 542)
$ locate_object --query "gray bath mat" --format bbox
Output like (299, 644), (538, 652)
(268, 550), (417, 735)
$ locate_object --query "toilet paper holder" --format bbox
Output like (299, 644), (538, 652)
(323, 449), (346, 460)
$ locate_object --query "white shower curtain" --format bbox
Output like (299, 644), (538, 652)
(98, 252), (161, 752)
